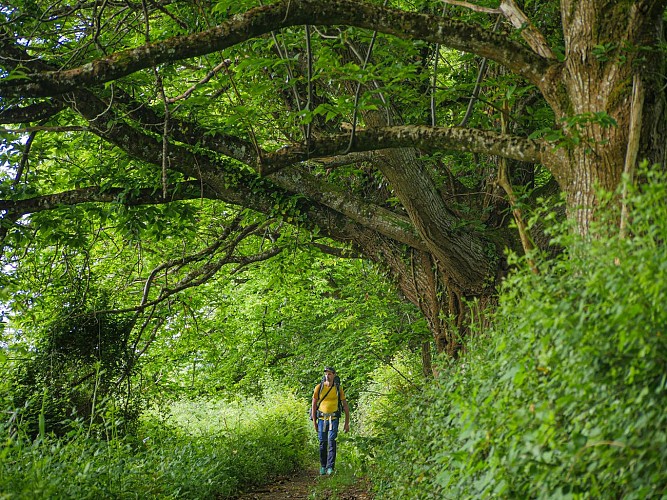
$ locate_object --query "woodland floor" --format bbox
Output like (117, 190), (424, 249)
(232, 467), (374, 499)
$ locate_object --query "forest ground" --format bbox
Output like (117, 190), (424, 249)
(233, 467), (373, 499)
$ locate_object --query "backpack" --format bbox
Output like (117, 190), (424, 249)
(310, 374), (342, 420)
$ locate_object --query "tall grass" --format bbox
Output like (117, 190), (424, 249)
(0, 389), (311, 498)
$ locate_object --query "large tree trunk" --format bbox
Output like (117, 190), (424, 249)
(543, 1), (667, 232)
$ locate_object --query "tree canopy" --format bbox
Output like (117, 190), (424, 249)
(1, 0), (665, 357)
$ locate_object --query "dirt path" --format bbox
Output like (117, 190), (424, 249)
(233, 468), (373, 499)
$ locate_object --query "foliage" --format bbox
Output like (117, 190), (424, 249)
(7, 288), (140, 438)
(0, 0), (571, 328)
(1, 0), (665, 495)
(367, 170), (667, 498)
(353, 349), (423, 440)
(138, 245), (429, 406)
(0, 390), (310, 499)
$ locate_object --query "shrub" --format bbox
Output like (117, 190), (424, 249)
(9, 289), (140, 438)
(370, 170), (667, 498)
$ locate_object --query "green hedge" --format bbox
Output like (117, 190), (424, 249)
(369, 171), (667, 498)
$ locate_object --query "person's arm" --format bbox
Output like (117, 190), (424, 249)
(312, 386), (319, 431)
(342, 399), (350, 433)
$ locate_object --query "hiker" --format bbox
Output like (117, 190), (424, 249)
(311, 366), (350, 476)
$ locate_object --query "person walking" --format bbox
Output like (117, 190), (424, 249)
(311, 366), (350, 475)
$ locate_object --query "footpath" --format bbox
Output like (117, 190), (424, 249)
(233, 467), (373, 499)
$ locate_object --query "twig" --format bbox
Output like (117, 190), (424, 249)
(305, 24), (313, 152)
(367, 349), (418, 388)
(222, 61), (263, 167)
(142, 0), (170, 199)
(270, 32), (304, 114)
(139, 214), (244, 307)
(343, 30), (381, 154)
(497, 100), (538, 274)
(148, 0), (189, 30)
(459, 15), (502, 127)
(167, 59), (229, 103)
(431, 4), (448, 126)
(13, 129), (36, 187)
(440, 0), (500, 14)
(157, 75), (170, 200)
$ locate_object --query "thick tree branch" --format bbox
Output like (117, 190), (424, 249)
(1, 126), (88, 134)
(0, 90), (427, 252)
(0, 182), (205, 217)
(108, 87), (258, 165)
(105, 87), (543, 175)
(61, 90), (428, 251)
(309, 241), (362, 259)
(261, 125), (544, 174)
(312, 152), (375, 169)
(0, 0), (555, 97)
(0, 102), (65, 124)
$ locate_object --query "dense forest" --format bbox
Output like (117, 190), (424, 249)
(1, 0), (666, 497)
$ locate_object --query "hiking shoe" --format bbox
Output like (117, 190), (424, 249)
(326, 468), (334, 475)
(319, 467), (326, 475)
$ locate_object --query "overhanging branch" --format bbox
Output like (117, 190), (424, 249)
(261, 125), (545, 175)
(59, 90), (427, 251)
(99, 219), (285, 314)
(0, 181), (206, 217)
(0, 0), (555, 97)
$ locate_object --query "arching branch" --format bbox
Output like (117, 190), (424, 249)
(261, 125), (545, 173)
(100, 219), (285, 314)
(0, 0), (555, 97)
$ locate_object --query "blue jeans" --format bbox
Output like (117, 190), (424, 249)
(318, 417), (339, 469)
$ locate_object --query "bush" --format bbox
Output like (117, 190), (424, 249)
(8, 289), (140, 438)
(370, 170), (667, 498)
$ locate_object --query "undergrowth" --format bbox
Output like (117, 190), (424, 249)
(0, 390), (310, 498)
(363, 169), (667, 498)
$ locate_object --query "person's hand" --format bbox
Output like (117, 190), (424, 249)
(344, 421), (350, 433)
(313, 421), (318, 432)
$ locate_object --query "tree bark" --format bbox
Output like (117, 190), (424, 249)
(543, 0), (667, 232)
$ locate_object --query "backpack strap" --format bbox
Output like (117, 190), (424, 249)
(334, 379), (342, 417)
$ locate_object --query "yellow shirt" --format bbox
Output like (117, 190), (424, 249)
(313, 382), (346, 414)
